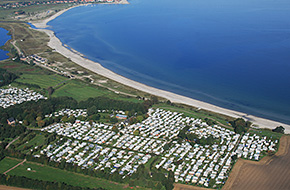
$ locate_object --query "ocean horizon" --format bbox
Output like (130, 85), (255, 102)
(48, 0), (290, 124)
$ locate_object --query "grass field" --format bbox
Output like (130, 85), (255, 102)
(0, 58), (143, 102)
(16, 134), (46, 154)
(15, 73), (68, 89)
(249, 128), (283, 140)
(51, 79), (111, 101)
(0, 158), (20, 174)
(0, 157), (144, 190)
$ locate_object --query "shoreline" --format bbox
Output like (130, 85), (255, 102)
(31, 3), (290, 134)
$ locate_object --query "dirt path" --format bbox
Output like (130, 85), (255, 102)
(3, 159), (26, 175)
(223, 135), (290, 190)
(5, 136), (20, 150)
(0, 185), (30, 190)
(174, 183), (214, 190)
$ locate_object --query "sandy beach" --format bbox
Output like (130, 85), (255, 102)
(31, 2), (290, 134)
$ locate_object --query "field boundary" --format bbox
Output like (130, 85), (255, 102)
(3, 159), (26, 175)
(174, 183), (214, 190)
(222, 135), (290, 190)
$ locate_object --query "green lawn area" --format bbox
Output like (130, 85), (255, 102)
(1, 59), (141, 102)
(52, 80), (111, 101)
(0, 157), (141, 190)
(16, 134), (46, 153)
(15, 73), (67, 89)
(249, 128), (283, 140)
(0, 157), (20, 173)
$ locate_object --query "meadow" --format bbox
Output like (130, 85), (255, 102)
(0, 157), (142, 190)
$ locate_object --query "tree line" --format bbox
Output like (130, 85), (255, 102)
(0, 124), (26, 141)
(0, 68), (18, 87)
(177, 126), (216, 146)
(0, 96), (150, 128)
(0, 174), (106, 190)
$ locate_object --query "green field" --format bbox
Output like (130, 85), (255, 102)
(249, 128), (283, 140)
(0, 157), (142, 190)
(0, 158), (20, 173)
(15, 73), (68, 89)
(16, 134), (46, 154)
(51, 79), (111, 101)
(0, 59), (143, 102)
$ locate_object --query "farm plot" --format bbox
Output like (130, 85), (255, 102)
(224, 135), (290, 190)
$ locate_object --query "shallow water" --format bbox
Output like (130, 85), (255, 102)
(49, 0), (290, 124)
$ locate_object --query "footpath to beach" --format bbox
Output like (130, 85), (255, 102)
(31, 2), (290, 134)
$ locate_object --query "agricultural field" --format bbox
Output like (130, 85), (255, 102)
(223, 135), (290, 190)
(0, 157), (140, 190)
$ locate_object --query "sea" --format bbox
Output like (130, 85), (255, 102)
(47, 0), (290, 124)
(0, 28), (10, 61)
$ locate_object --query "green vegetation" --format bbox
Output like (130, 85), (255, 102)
(16, 134), (46, 154)
(51, 79), (110, 101)
(15, 73), (67, 89)
(0, 58), (143, 102)
(0, 173), (106, 190)
(230, 118), (251, 134)
(249, 128), (283, 140)
(0, 3), (71, 21)
(272, 126), (285, 134)
(0, 96), (147, 129)
(0, 68), (18, 87)
(0, 157), (19, 173)
(0, 124), (26, 142)
(177, 126), (216, 146)
(0, 157), (133, 190)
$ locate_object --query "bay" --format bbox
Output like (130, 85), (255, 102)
(0, 28), (10, 61)
(48, 0), (290, 124)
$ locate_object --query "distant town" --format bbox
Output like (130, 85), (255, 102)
(0, 0), (120, 10)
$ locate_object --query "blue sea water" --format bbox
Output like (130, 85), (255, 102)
(48, 0), (290, 124)
(0, 28), (10, 60)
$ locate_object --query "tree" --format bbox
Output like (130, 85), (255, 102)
(163, 143), (171, 151)
(272, 126), (285, 134)
(36, 116), (42, 122)
(68, 116), (76, 123)
(61, 115), (68, 123)
(37, 120), (45, 128)
(47, 87), (54, 96)
(112, 126), (119, 133)
(133, 129), (140, 136)
(230, 118), (251, 134)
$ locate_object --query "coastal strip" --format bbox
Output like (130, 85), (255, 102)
(31, 3), (290, 133)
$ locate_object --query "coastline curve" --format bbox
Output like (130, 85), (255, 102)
(31, 4), (290, 134)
